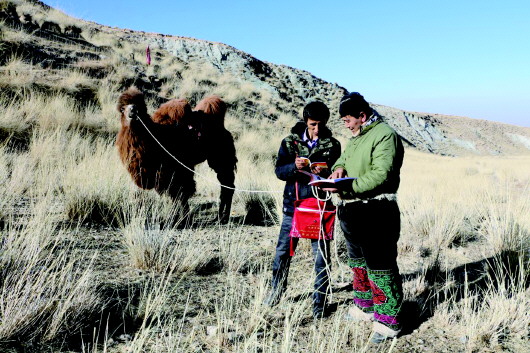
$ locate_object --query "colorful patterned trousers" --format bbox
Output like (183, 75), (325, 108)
(348, 258), (402, 330)
(340, 199), (403, 331)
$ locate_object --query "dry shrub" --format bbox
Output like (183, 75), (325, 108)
(0, 198), (103, 345)
(479, 197), (529, 253)
(123, 225), (219, 274)
(0, 92), (86, 132)
(63, 141), (136, 225)
(0, 95), (34, 138)
(437, 256), (529, 351)
(231, 158), (282, 226)
(121, 194), (199, 272)
(57, 68), (94, 90)
(0, 55), (37, 87)
(123, 209), (223, 274)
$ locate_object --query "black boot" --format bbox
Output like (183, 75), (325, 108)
(313, 302), (326, 320)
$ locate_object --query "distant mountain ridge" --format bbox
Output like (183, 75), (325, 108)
(85, 26), (530, 156)
(2, 0), (530, 156)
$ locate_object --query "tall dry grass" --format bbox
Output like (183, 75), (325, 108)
(0, 190), (104, 344)
(0, 9), (528, 349)
(0, 85), (528, 351)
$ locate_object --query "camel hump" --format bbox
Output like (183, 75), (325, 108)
(117, 86), (147, 113)
(194, 95), (227, 123)
(152, 98), (192, 125)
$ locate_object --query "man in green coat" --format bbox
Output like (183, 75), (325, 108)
(326, 92), (404, 343)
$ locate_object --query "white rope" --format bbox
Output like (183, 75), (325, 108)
(311, 185), (332, 202)
(136, 117), (282, 194)
(314, 186), (334, 303)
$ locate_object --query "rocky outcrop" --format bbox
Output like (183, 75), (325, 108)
(118, 32), (530, 155)
(5, 0), (530, 156)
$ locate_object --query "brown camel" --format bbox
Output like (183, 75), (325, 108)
(116, 87), (237, 223)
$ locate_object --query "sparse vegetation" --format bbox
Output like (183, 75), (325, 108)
(0, 1), (528, 352)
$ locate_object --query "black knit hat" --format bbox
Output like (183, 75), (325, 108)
(339, 92), (371, 117)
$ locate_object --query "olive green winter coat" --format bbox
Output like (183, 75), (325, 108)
(332, 119), (404, 199)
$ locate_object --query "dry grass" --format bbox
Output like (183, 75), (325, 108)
(0, 55), (37, 87)
(0, 87), (527, 352)
(0, 192), (104, 344)
(0, 4), (528, 351)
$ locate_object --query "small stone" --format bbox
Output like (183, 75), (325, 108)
(226, 332), (238, 341)
(106, 338), (115, 346)
(206, 326), (218, 336)
(118, 333), (132, 342)
(459, 336), (468, 343)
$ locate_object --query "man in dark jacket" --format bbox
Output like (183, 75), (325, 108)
(264, 101), (341, 319)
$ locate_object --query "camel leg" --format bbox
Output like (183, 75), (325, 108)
(219, 188), (234, 224)
(168, 178), (196, 225)
(216, 170), (235, 224)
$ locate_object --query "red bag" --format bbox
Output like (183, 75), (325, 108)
(288, 182), (336, 256)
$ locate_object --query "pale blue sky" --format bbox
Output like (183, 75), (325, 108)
(41, 0), (530, 127)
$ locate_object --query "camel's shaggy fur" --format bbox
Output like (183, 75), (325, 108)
(116, 87), (158, 190)
(193, 95), (237, 222)
(116, 87), (237, 222)
(151, 98), (193, 125)
(194, 95), (227, 123)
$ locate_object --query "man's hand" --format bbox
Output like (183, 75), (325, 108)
(322, 168), (346, 193)
(329, 167), (346, 179)
(295, 157), (309, 170)
(311, 166), (323, 175)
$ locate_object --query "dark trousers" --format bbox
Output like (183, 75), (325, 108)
(339, 199), (401, 271)
(271, 213), (332, 307)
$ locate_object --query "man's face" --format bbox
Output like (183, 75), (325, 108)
(342, 113), (365, 136)
(306, 118), (325, 139)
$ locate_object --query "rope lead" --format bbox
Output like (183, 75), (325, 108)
(136, 117), (282, 194)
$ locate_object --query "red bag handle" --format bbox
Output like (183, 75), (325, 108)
(292, 181), (299, 256)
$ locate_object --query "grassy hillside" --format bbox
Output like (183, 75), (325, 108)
(2, 0), (530, 157)
(0, 1), (529, 352)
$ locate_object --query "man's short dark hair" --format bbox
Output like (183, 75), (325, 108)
(303, 101), (330, 123)
(339, 92), (373, 118)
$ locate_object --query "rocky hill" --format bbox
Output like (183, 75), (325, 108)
(1, 0), (530, 156)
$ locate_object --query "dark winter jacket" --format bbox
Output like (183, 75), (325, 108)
(275, 121), (342, 215)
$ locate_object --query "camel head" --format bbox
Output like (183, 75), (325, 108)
(122, 104), (139, 125)
(118, 87), (148, 126)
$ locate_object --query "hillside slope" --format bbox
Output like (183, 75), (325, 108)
(1, 0), (529, 156)
(104, 22), (530, 156)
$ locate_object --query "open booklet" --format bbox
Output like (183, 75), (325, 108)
(297, 170), (356, 187)
(298, 157), (328, 170)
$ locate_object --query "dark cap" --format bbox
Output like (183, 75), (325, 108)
(339, 92), (372, 117)
(303, 101), (330, 122)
